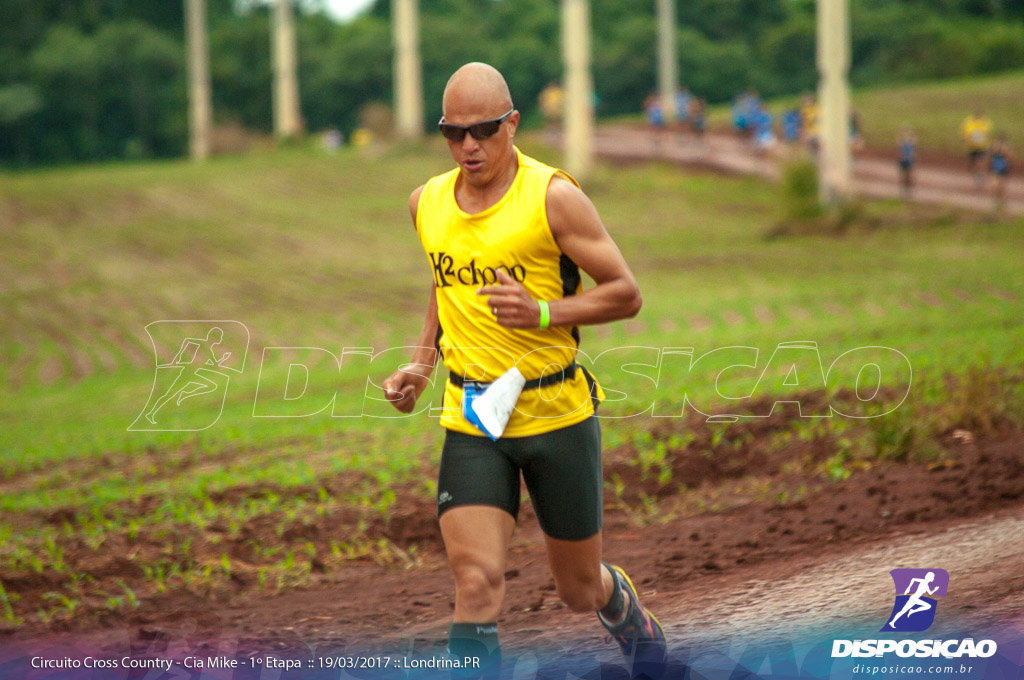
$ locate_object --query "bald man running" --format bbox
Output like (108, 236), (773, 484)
(382, 63), (666, 678)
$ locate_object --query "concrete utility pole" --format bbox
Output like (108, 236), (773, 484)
(392, 0), (423, 139)
(272, 0), (303, 139)
(656, 0), (677, 121)
(184, 0), (212, 159)
(561, 0), (594, 179)
(816, 0), (852, 201)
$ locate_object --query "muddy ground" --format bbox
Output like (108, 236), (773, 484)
(3, 405), (1023, 666)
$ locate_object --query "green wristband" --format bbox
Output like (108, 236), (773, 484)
(538, 300), (550, 329)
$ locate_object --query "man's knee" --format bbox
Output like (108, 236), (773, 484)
(452, 560), (505, 610)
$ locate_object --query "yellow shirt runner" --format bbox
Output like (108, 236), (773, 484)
(961, 114), (993, 152)
(415, 147), (604, 437)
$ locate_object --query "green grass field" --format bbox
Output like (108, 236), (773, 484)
(1, 135), (1023, 629)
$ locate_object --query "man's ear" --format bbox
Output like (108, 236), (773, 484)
(507, 111), (520, 137)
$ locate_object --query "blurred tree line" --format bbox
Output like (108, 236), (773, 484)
(1, 0), (1023, 166)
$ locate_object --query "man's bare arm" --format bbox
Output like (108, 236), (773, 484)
(381, 185), (439, 413)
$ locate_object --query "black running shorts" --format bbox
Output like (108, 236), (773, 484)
(436, 416), (603, 541)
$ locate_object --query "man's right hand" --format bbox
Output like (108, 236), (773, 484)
(381, 365), (432, 413)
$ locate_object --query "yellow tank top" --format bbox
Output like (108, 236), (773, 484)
(416, 147), (603, 437)
(961, 116), (992, 151)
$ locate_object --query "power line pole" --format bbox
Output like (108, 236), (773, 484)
(272, 0), (303, 139)
(656, 0), (677, 121)
(561, 0), (594, 179)
(816, 0), (852, 201)
(185, 0), (212, 160)
(393, 0), (423, 139)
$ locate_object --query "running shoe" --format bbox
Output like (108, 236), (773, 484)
(598, 563), (667, 679)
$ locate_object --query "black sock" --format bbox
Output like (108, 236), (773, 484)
(598, 563), (626, 624)
(448, 622), (500, 679)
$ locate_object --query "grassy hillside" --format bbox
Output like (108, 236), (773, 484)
(697, 69), (1024, 154)
(1, 141), (1022, 629)
(853, 70), (1024, 154)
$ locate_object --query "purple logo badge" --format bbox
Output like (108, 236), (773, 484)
(881, 568), (949, 632)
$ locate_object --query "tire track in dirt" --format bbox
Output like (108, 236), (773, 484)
(28, 297), (95, 382)
(3, 329), (38, 391)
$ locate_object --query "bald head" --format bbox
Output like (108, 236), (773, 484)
(442, 62), (514, 121)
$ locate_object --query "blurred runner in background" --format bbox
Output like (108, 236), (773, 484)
(961, 109), (993, 187)
(989, 134), (1010, 213)
(644, 91), (666, 153)
(539, 81), (564, 142)
(898, 126), (917, 200)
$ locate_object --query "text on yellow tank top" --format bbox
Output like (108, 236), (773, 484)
(415, 147), (603, 437)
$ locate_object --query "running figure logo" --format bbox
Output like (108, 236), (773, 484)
(129, 321), (249, 431)
(881, 568), (950, 632)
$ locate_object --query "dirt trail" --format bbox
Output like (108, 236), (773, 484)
(591, 126), (1024, 217)
(663, 512), (1024, 649)
(4, 426), (1022, 669)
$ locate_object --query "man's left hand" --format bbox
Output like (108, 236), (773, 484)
(478, 269), (542, 329)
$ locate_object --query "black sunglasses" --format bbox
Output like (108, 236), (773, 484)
(438, 108), (515, 142)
